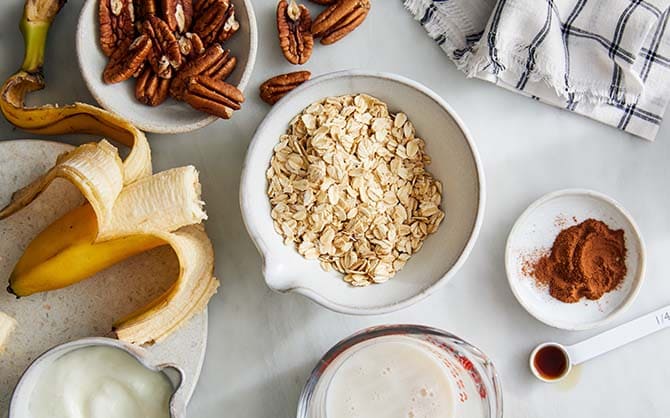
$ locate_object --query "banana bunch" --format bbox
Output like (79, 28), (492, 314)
(0, 311), (17, 352)
(0, 0), (219, 345)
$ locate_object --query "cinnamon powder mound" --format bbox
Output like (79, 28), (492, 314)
(532, 219), (627, 303)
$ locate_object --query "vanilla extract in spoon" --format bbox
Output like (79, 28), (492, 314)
(533, 344), (569, 380)
(530, 304), (670, 383)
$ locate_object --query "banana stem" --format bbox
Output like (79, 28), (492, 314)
(19, 0), (66, 73)
(20, 20), (50, 73)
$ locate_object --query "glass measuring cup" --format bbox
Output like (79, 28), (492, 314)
(297, 324), (502, 418)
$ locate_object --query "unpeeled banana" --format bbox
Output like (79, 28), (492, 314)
(0, 0), (219, 345)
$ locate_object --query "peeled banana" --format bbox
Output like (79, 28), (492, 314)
(1, 0), (219, 345)
(0, 311), (17, 352)
(9, 203), (166, 296)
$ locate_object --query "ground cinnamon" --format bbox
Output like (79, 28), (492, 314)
(532, 219), (627, 303)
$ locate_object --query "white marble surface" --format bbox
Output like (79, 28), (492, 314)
(1, 0), (670, 417)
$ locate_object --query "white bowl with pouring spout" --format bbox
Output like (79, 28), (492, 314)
(240, 70), (485, 315)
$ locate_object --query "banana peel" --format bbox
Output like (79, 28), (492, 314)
(0, 144), (219, 344)
(0, 0), (219, 345)
(0, 311), (17, 352)
(114, 225), (218, 344)
(1, 73), (152, 184)
(2, 0), (151, 184)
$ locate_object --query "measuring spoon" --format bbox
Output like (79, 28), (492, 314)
(529, 304), (670, 382)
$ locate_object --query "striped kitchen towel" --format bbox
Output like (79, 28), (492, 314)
(404, 0), (670, 140)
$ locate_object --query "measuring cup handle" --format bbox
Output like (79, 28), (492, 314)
(566, 304), (670, 365)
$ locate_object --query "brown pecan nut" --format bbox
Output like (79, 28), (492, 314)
(193, 0), (222, 18)
(133, 60), (147, 78)
(193, 0), (240, 46)
(170, 44), (236, 99)
(134, 0), (160, 19)
(308, 0), (337, 4)
(103, 34), (153, 84)
(162, 0), (193, 33)
(142, 15), (183, 78)
(182, 75), (244, 119)
(178, 32), (205, 58)
(99, 0), (136, 57)
(207, 49), (237, 80)
(135, 67), (171, 106)
(216, 4), (241, 43)
(312, 0), (370, 45)
(259, 71), (311, 105)
(277, 0), (313, 65)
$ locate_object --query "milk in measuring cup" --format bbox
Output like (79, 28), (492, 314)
(326, 338), (455, 418)
(306, 333), (492, 418)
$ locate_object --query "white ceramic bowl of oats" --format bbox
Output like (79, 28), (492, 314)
(240, 71), (485, 315)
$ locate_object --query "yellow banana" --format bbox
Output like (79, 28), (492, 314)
(8, 204), (166, 297)
(1, 0), (219, 345)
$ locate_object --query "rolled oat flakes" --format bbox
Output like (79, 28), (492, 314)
(266, 94), (445, 287)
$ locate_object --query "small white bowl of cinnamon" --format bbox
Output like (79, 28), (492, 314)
(505, 189), (646, 330)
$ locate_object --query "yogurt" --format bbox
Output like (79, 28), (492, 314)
(27, 346), (173, 418)
(325, 338), (455, 418)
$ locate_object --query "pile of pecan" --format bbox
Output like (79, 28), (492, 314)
(100, 0), (244, 119)
(260, 0), (371, 105)
(276, 0), (371, 65)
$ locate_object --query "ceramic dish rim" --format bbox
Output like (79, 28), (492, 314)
(504, 188), (647, 330)
(75, 0), (258, 134)
(240, 69), (486, 315)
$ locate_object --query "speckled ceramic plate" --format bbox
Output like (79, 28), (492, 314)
(0, 140), (208, 415)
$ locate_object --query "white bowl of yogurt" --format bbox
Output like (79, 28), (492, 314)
(297, 324), (502, 418)
(9, 337), (184, 418)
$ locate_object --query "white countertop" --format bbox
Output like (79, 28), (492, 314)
(1, 0), (670, 416)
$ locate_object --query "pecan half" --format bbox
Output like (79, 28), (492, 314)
(142, 15), (183, 78)
(170, 44), (236, 99)
(217, 4), (241, 43)
(103, 34), (153, 84)
(162, 0), (193, 33)
(308, 0), (337, 4)
(277, 0), (313, 65)
(208, 50), (237, 80)
(259, 71), (311, 105)
(312, 0), (370, 45)
(133, 60), (147, 78)
(178, 32), (205, 58)
(193, 0), (240, 46)
(182, 75), (244, 119)
(193, 0), (226, 19)
(135, 67), (171, 106)
(134, 0), (159, 19)
(99, 0), (136, 57)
